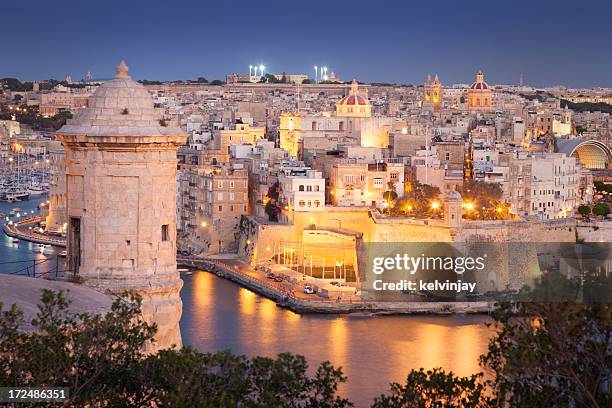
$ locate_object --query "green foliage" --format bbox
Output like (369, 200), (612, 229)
(0, 290), (351, 407)
(302, 78), (313, 84)
(196, 76), (208, 83)
(382, 190), (398, 202)
(0, 77), (33, 91)
(209, 79), (224, 86)
(0, 105), (72, 131)
(594, 181), (606, 191)
(461, 180), (503, 201)
(592, 202), (610, 217)
(480, 269), (612, 408)
(562, 99), (612, 115)
(141, 349), (351, 407)
(460, 180), (510, 220)
(0, 290), (156, 406)
(139, 79), (164, 85)
(392, 180), (441, 217)
(578, 204), (591, 217)
(265, 202), (281, 222)
(372, 368), (490, 408)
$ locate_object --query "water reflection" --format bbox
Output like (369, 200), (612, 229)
(180, 271), (493, 406)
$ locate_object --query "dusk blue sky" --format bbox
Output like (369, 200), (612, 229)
(2, 0), (611, 87)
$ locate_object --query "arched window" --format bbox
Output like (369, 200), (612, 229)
(299, 185), (304, 191)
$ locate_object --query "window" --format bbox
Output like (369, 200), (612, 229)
(445, 152), (450, 161)
(307, 185), (312, 192)
(390, 172), (398, 181)
(314, 200), (320, 207)
(217, 192), (223, 200)
(161, 224), (169, 241)
(217, 181), (223, 188)
(315, 185), (320, 191)
(312, 122), (317, 131)
(218, 205), (223, 212)
(229, 192), (235, 201)
(229, 181), (234, 189)
(299, 185), (305, 191)
(299, 200), (305, 207)
(373, 178), (383, 188)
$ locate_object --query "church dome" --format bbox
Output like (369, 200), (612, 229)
(470, 81), (489, 90)
(337, 94), (369, 106)
(56, 60), (184, 137)
(470, 69), (489, 90)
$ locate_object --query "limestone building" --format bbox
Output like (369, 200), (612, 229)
(54, 61), (188, 350)
(467, 70), (493, 112)
(45, 141), (67, 234)
(423, 74), (442, 111)
(336, 80), (372, 118)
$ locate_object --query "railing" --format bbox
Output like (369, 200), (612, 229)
(0, 256), (74, 280)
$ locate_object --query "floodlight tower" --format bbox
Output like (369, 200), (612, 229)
(314, 65), (318, 83)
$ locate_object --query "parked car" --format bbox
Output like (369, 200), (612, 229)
(274, 276), (284, 282)
(329, 281), (340, 287)
(266, 272), (276, 279)
(303, 285), (315, 294)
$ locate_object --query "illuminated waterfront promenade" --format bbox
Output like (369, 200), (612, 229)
(178, 256), (493, 314)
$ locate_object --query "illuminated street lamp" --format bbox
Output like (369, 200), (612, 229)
(430, 200), (440, 210)
(201, 221), (208, 227)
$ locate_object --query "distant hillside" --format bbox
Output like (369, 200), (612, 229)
(561, 99), (612, 114)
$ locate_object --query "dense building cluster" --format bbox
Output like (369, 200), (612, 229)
(2, 67), (611, 259)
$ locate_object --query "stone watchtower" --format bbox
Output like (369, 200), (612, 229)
(54, 61), (188, 350)
(443, 189), (463, 228)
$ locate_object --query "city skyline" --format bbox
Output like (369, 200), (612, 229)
(2, 0), (612, 87)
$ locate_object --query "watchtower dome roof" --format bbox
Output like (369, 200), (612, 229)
(56, 60), (185, 137)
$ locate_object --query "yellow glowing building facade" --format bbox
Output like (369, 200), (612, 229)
(279, 113), (302, 158)
(336, 80), (372, 118)
(467, 70), (493, 112)
(423, 74), (442, 111)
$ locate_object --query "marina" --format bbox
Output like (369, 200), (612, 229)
(0, 151), (50, 202)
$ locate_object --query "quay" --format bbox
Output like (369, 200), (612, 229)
(2, 216), (66, 248)
(177, 256), (494, 315)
